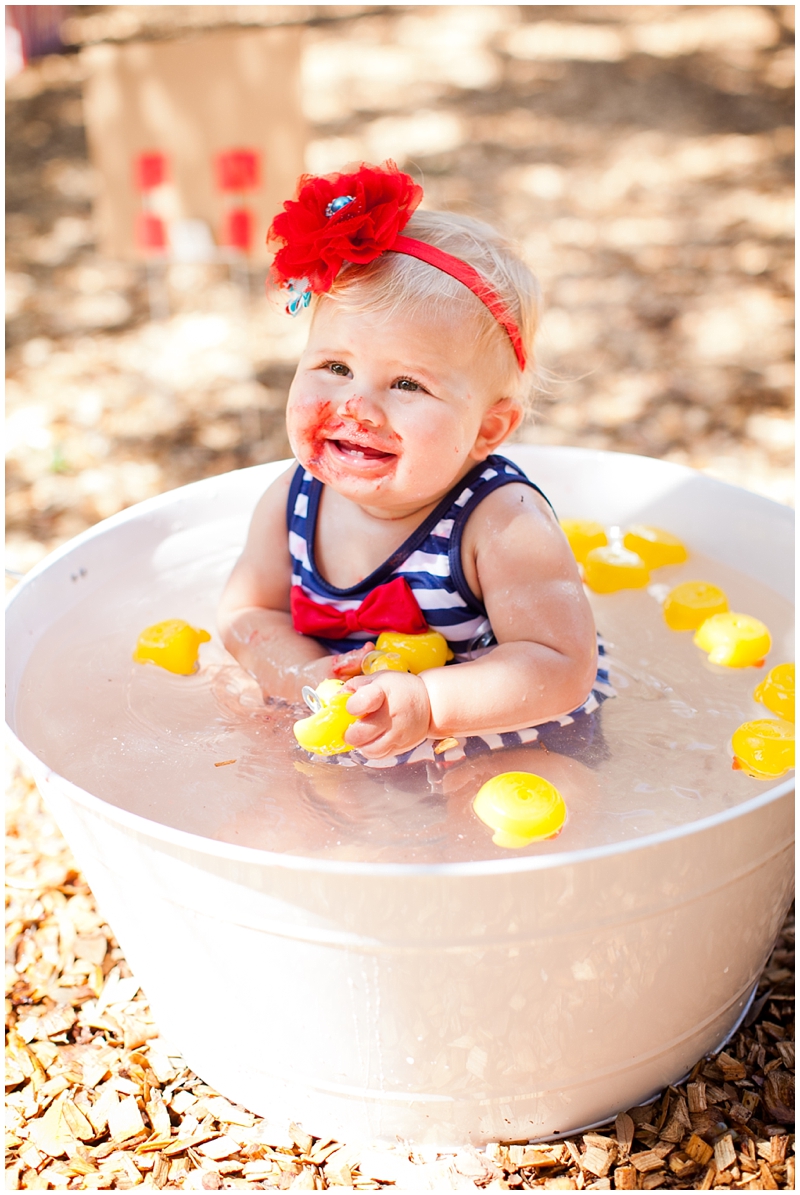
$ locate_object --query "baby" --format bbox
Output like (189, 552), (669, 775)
(218, 162), (602, 766)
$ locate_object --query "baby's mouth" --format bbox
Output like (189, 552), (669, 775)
(329, 438), (396, 462)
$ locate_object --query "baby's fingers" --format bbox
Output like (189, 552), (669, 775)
(344, 681), (386, 717)
(343, 715), (386, 750)
(330, 642), (375, 679)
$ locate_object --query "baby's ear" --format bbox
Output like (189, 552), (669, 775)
(471, 397), (524, 460)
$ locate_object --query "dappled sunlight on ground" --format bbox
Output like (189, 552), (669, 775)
(6, 5), (794, 582)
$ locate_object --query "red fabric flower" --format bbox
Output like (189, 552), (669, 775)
(268, 161), (423, 293)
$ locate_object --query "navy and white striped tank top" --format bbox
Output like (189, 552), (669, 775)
(287, 454), (551, 660)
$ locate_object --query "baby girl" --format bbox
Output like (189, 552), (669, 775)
(219, 162), (606, 767)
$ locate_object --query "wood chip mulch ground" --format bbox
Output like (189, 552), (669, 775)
(5, 749), (794, 1191)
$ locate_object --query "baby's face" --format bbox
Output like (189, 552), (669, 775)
(286, 301), (518, 516)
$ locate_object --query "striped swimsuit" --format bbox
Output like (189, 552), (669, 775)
(288, 455), (614, 768)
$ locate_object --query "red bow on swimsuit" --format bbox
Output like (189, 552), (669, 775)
(291, 577), (428, 639)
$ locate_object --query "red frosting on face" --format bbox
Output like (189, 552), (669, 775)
(268, 161), (423, 293)
(295, 400), (334, 470)
(292, 396), (401, 478)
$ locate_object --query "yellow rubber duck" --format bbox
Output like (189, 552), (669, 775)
(473, 772), (567, 849)
(753, 663), (795, 722)
(372, 630), (453, 673)
(293, 678), (359, 756)
(560, 519), (608, 564)
(361, 650), (409, 674)
(731, 718), (795, 779)
(693, 612), (771, 668)
(583, 544), (650, 594)
(133, 620), (211, 675)
(623, 525), (688, 569)
(663, 581), (729, 631)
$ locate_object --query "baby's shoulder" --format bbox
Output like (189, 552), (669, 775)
(460, 479), (566, 601)
(254, 460), (296, 513)
(244, 461), (297, 546)
(465, 477), (557, 541)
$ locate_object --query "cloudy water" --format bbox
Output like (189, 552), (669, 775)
(14, 530), (794, 864)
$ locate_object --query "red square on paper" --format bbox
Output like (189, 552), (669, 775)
(215, 149), (260, 192)
(135, 212), (167, 252)
(223, 207), (254, 251)
(134, 152), (168, 191)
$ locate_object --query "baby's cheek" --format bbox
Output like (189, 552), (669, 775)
(287, 399), (334, 460)
(408, 437), (464, 487)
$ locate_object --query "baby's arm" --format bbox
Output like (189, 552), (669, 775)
(218, 467), (328, 700)
(218, 469), (372, 701)
(344, 484), (598, 756)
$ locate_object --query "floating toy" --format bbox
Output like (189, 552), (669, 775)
(473, 772), (567, 849)
(754, 663), (795, 722)
(293, 679), (360, 756)
(372, 630), (453, 673)
(662, 581), (729, 631)
(731, 718), (795, 779)
(583, 544), (649, 594)
(133, 620), (211, 675)
(693, 612), (771, 668)
(361, 650), (409, 674)
(623, 525), (688, 570)
(560, 519), (608, 564)
(295, 633), (452, 755)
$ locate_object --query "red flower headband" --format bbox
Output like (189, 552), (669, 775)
(268, 162), (527, 370)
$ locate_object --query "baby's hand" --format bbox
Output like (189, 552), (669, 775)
(277, 644), (377, 705)
(329, 643), (376, 680)
(343, 673), (431, 759)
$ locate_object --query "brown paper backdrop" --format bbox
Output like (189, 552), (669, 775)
(82, 26), (307, 261)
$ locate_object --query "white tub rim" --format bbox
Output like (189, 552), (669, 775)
(7, 448), (795, 590)
(6, 450), (794, 879)
(6, 448), (795, 594)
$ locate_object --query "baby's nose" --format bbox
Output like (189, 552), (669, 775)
(337, 392), (385, 427)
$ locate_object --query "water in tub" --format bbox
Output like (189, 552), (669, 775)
(14, 518), (794, 864)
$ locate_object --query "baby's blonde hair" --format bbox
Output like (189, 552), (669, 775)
(313, 210), (541, 405)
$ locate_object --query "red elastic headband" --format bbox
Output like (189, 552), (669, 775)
(389, 235), (526, 371)
(268, 162), (527, 371)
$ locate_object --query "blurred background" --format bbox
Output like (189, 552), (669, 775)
(6, 4), (795, 582)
